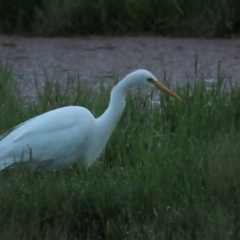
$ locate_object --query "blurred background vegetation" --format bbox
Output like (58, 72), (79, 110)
(0, 0), (239, 37)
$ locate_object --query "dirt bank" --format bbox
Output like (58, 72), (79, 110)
(1, 36), (240, 100)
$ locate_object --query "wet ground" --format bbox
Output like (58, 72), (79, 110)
(0, 35), (240, 101)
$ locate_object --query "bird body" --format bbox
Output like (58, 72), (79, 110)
(0, 106), (96, 170)
(0, 70), (181, 171)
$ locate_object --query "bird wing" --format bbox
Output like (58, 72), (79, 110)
(0, 117), (37, 141)
(0, 106), (95, 170)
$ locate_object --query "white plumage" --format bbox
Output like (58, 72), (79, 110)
(0, 69), (181, 171)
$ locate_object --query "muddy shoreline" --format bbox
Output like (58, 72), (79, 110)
(1, 36), (240, 100)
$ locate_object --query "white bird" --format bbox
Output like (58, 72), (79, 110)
(0, 69), (181, 171)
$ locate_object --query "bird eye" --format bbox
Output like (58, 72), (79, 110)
(147, 78), (154, 83)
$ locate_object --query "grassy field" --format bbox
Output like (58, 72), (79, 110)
(0, 64), (240, 239)
(0, 0), (240, 37)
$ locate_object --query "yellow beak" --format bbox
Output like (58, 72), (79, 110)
(153, 81), (182, 101)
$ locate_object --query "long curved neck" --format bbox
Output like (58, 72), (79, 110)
(96, 77), (132, 141)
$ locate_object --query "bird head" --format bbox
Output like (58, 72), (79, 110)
(128, 69), (182, 101)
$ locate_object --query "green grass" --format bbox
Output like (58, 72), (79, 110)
(0, 63), (240, 239)
(0, 0), (240, 37)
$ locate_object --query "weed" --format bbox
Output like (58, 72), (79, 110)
(0, 65), (240, 239)
(0, 0), (240, 36)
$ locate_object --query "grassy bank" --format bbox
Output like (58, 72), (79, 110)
(0, 64), (240, 239)
(0, 0), (240, 37)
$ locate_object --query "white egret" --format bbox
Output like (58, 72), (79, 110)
(0, 69), (181, 171)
